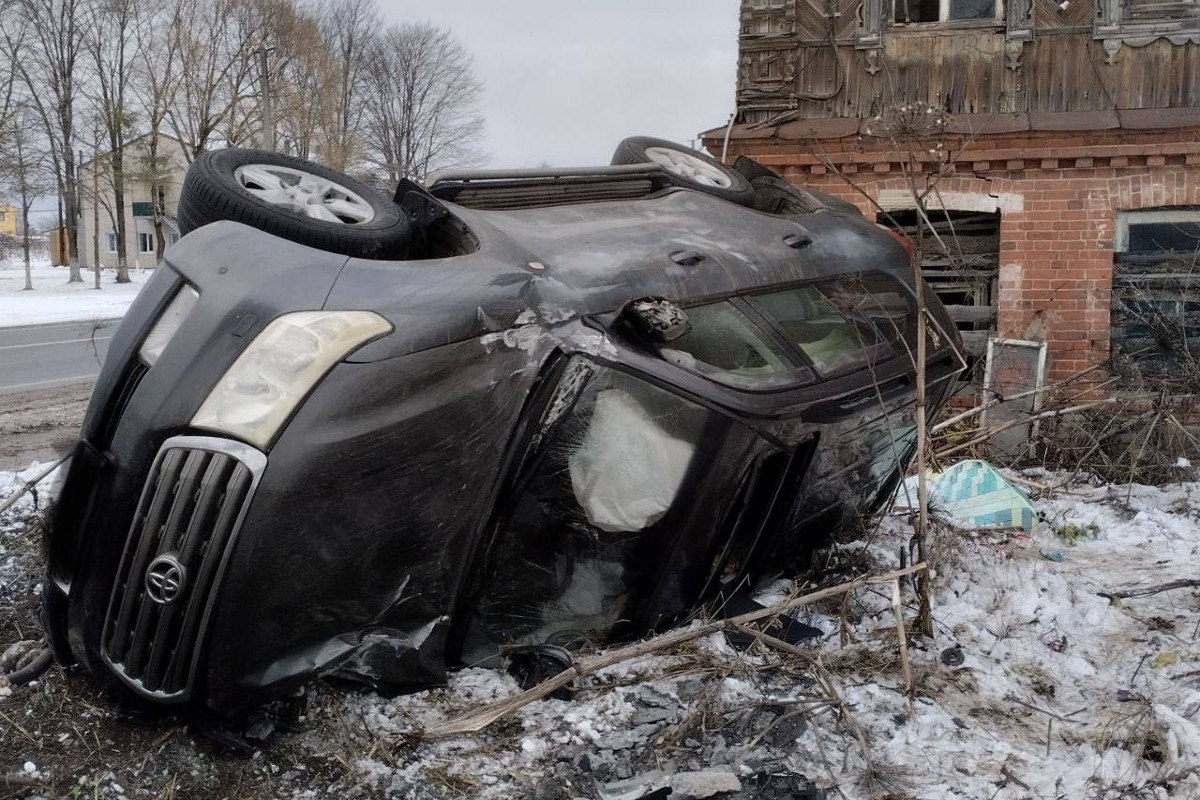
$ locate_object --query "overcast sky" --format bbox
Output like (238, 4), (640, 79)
(376, 0), (740, 168)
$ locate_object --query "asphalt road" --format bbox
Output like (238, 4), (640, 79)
(0, 320), (118, 394)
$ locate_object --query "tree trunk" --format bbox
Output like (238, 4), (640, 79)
(148, 132), (167, 260)
(65, 156), (82, 282)
(92, 148), (101, 291)
(19, 187), (31, 292)
(112, 150), (130, 284)
(153, 186), (166, 261)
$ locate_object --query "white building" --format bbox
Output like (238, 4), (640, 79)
(78, 133), (189, 269)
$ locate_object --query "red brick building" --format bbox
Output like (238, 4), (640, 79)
(705, 0), (1200, 384)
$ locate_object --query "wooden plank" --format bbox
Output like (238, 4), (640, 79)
(960, 330), (990, 357)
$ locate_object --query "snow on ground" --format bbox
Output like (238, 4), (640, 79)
(335, 475), (1200, 799)
(0, 257), (152, 327)
(1, 464), (1198, 799)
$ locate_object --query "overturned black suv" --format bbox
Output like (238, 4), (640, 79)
(45, 136), (962, 714)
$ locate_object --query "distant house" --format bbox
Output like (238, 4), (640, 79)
(0, 203), (15, 238)
(78, 133), (190, 269)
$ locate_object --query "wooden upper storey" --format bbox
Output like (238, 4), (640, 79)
(736, 0), (1200, 126)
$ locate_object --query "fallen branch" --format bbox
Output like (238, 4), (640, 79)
(1098, 579), (1200, 600)
(931, 360), (1109, 435)
(889, 579), (914, 697)
(1003, 693), (1086, 724)
(421, 563), (927, 738)
(0, 453), (71, 516)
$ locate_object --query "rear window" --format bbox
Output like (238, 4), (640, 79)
(659, 273), (915, 387)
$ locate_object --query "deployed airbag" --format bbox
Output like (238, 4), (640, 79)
(568, 389), (696, 532)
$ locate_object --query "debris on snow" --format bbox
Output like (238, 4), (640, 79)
(1, 462), (1199, 798)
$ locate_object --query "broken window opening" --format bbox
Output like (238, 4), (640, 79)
(1112, 209), (1200, 384)
(462, 365), (725, 662)
(876, 209), (999, 393)
(893, 0), (1000, 23)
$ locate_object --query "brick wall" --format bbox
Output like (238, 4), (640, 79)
(714, 127), (1200, 381)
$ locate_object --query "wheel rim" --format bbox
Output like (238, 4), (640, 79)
(234, 164), (376, 224)
(643, 146), (734, 189)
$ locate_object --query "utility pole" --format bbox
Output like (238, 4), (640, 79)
(259, 46), (275, 151)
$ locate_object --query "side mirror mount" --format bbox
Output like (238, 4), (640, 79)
(619, 297), (691, 343)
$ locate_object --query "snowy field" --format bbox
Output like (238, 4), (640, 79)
(0, 257), (152, 328)
(1, 462), (1198, 799)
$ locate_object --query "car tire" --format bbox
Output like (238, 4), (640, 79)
(177, 148), (412, 259)
(610, 136), (754, 206)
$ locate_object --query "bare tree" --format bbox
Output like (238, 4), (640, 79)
(360, 21), (484, 186)
(84, 0), (144, 283)
(0, 103), (54, 289)
(4, 0), (86, 282)
(0, 2), (19, 135)
(314, 0), (378, 170)
(268, 3), (336, 160)
(165, 0), (262, 161)
(132, 0), (183, 259)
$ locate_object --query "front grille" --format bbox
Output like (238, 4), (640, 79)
(102, 437), (265, 700)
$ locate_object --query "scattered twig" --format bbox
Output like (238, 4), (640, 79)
(932, 360), (1109, 434)
(1130, 653), (1151, 686)
(1002, 694), (1086, 724)
(1099, 579), (1200, 601)
(1000, 764), (1030, 790)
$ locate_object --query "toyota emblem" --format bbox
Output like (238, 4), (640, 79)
(145, 555), (186, 605)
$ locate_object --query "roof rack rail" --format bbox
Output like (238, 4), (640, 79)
(424, 163), (673, 211)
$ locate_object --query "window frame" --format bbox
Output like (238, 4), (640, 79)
(1095, 0), (1200, 49)
(1115, 208), (1200, 254)
(892, 0), (1004, 25)
(137, 232), (156, 254)
(105, 232), (118, 253)
(650, 271), (921, 392)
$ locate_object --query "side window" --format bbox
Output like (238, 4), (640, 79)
(754, 287), (883, 377)
(640, 274), (916, 388)
(750, 276), (912, 378)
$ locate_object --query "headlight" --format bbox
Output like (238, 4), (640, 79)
(191, 311), (392, 448)
(140, 285), (200, 365)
